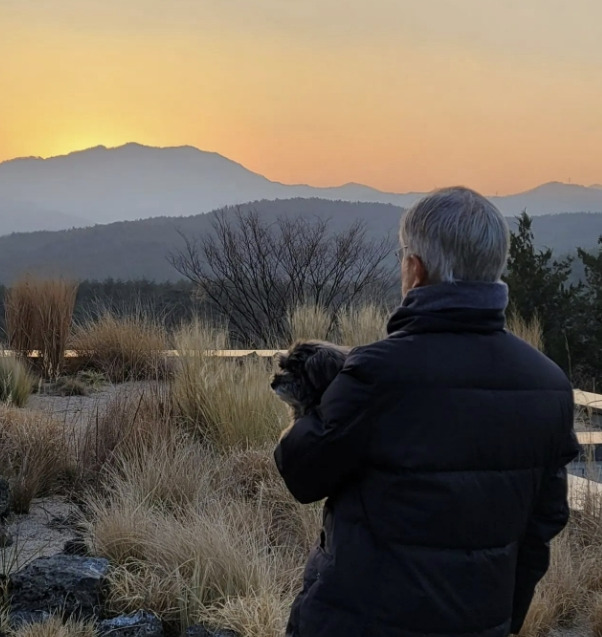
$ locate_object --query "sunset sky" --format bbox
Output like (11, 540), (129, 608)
(1, 0), (601, 194)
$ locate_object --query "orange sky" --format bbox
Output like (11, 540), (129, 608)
(1, 0), (601, 194)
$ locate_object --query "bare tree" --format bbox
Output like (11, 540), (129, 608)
(169, 208), (396, 345)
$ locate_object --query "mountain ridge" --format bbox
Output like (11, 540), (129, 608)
(0, 198), (599, 285)
(1, 143), (602, 236)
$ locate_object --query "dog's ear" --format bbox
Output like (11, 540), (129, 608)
(305, 345), (347, 397)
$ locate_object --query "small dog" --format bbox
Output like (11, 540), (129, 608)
(271, 340), (350, 421)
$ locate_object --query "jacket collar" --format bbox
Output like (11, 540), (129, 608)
(386, 281), (508, 336)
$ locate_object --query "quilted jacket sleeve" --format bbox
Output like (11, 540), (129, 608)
(510, 407), (580, 635)
(274, 352), (376, 504)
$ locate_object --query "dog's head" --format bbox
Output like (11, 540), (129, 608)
(271, 340), (349, 413)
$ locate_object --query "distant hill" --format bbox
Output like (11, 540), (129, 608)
(0, 198), (599, 284)
(1, 143), (602, 236)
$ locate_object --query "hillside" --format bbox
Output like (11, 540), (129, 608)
(1, 144), (602, 235)
(0, 199), (599, 284)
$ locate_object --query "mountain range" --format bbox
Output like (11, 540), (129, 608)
(0, 198), (599, 284)
(2, 143), (602, 236)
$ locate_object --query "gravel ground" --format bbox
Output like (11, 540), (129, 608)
(26, 380), (160, 435)
(2, 497), (79, 574)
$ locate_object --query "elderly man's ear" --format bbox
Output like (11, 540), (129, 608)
(401, 254), (429, 297)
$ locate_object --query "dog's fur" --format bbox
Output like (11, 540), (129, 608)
(271, 341), (350, 425)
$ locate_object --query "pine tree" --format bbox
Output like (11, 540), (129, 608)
(576, 236), (602, 380)
(503, 211), (581, 373)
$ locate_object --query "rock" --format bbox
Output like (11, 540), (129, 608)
(185, 626), (240, 637)
(185, 626), (213, 637)
(0, 477), (11, 519)
(9, 610), (52, 629)
(9, 555), (110, 620)
(97, 611), (163, 637)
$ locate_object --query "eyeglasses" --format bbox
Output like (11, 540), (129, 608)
(394, 245), (409, 262)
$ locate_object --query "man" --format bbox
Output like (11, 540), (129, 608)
(274, 186), (579, 637)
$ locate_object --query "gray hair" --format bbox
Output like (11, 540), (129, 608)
(400, 186), (509, 283)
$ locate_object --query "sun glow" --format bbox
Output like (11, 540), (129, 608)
(1, 0), (601, 192)
(44, 131), (135, 159)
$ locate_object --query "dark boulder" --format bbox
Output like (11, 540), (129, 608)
(9, 555), (110, 620)
(9, 610), (52, 629)
(97, 611), (163, 637)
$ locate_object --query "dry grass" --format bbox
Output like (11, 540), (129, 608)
(590, 592), (602, 637)
(518, 480), (602, 637)
(0, 406), (72, 513)
(8, 300), (602, 636)
(101, 506), (298, 631)
(88, 485), (305, 629)
(197, 591), (294, 637)
(519, 530), (585, 636)
(5, 277), (78, 380)
(215, 447), (321, 555)
(82, 433), (318, 634)
(336, 303), (389, 346)
(286, 302), (389, 347)
(507, 311), (544, 352)
(4, 278), (38, 355)
(0, 355), (34, 407)
(71, 312), (167, 382)
(171, 321), (288, 449)
(7, 615), (97, 637)
(287, 304), (332, 342)
(77, 384), (173, 483)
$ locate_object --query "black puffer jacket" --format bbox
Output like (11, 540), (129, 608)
(274, 289), (579, 637)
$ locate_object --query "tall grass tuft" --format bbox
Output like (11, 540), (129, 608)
(336, 303), (389, 346)
(590, 593), (602, 637)
(216, 446), (321, 555)
(0, 356), (34, 407)
(287, 304), (332, 343)
(83, 436), (314, 634)
(4, 278), (37, 355)
(0, 406), (72, 513)
(77, 384), (173, 483)
(5, 277), (78, 380)
(8, 615), (97, 637)
(171, 321), (287, 449)
(519, 529), (584, 636)
(71, 312), (167, 382)
(197, 591), (294, 637)
(507, 311), (544, 352)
